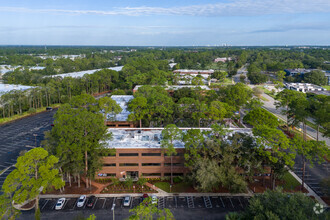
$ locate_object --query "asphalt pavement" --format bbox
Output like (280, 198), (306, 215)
(0, 110), (56, 190)
(19, 195), (250, 220)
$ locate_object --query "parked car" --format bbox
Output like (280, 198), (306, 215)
(77, 195), (86, 207)
(55, 198), (66, 210)
(46, 107), (53, 111)
(123, 196), (131, 207)
(151, 195), (157, 204)
(142, 194), (148, 201)
(86, 196), (96, 208)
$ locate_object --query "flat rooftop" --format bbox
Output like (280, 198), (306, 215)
(133, 85), (211, 91)
(106, 95), (134, 121)
(47, 66), (123, 78)
(104, 128), (252, 149)
(173, 69), (214, 74)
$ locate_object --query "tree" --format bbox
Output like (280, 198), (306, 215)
(212, 71), (228, 82)
(2, 148), (64, 220)
(312, 95), (330, 140)
(304, 70), (327, 86)
(291, 136), (329, 191)
(243, 107), (279, 128)
(127, 96), (149, 128)
(208, 101), (231, 123)
(288, 95), (309, 140)
(231, 189), (325, 220)
(275, 89), (306, 131)
(247, 64), (267, 84)
(274, 70), (286, 88)
(98, 96), (122, 122)
(161, 124), (182, 184)
(223, 83), (252, 124)
(44, 95), (111, 189)
(192, 101), (208, 127)
(253, 126), (295, 189)
(0, 194), (20, 220)
(129, 197), (174, 220)
(183, 129), (206, 167)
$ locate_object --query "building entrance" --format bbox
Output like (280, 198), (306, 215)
(126, 171), (139, 179)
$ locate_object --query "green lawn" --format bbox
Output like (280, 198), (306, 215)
(281, 172), (300, 190)
(154, 181), (192, 193)
(322, 85), (330, 90)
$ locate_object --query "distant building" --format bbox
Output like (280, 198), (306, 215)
(326, 72), (330, 85)
(173, 69), (214, 79)
(285, 83), (326, 93)
(133, 85), (211, 94)
(214, 57), (233, 63)
(284, 68), (312, 77)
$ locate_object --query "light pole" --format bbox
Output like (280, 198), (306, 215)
(111, 204), (116, 220)
(33, 134), (37, 147)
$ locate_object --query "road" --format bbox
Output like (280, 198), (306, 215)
(0, 110), (56, 190)
(245, 85), (329, 199)
(254, 89), (330, 146)
(20, 195), (250, 220)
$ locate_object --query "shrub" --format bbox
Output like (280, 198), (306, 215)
(28, 108), (36, 114)
(173, 176), (183, 183)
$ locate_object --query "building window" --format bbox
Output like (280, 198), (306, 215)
(119, 153), (139, 157)
(141, 163), (161, 166)
(164, 173), (184, 177)
(164, 163), (184, 167)
(106, 173), (116, 177)
(103, 163), (116, 167)
(141, 153), (161, 156)
(119, 163), (139, 166)
(142, 173), (161, 177)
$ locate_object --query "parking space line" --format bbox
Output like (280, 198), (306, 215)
(51, 200), (57, 210)
(102, 198), (107, 209)
(92, 198), (98, 209)
(41, 199), (49, 210)
(238, 197), (243, 208)
(220, 197), (225, 208)
(83, 199), (88, 209)
(62, 199), (69, 209)
(71, 200), (77, 210)
(229, 197), (234, 209)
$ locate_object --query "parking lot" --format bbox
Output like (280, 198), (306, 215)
(0, 110), (56, 189)
(35, 195), (250, 213)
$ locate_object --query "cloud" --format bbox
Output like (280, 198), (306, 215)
(250, 23), (330, 33)
(0, 0), (329, 17)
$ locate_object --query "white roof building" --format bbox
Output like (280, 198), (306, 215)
(133, 85), (211, 92)
(285, 83), (326, 93)
(104, 128), (252, 149)
(47, 66), (123, 78)
(106, 95), (134, 121)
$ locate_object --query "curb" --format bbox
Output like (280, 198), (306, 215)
(288, 169), (328, 207)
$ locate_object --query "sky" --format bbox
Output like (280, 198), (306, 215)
(0, 0), (329, 46)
